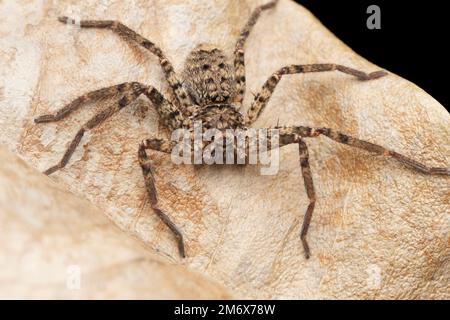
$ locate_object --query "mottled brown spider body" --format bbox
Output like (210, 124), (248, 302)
(181, 44), (245, 131)
(190, 104), (245, 131)
(35, 0), (449, 260)
(183, 45), (236, 107)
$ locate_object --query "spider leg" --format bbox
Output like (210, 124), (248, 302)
(272, 126), (449, 258)
(40, 83), (184, 175)
(233, 0), (279, 105)
(34, 82), (142, 123)
(41, 87), (142, 175)
(245, 64), (388, 125)
(297, 139), (315, 259)
(276, 126), (449, 175)
(310, 127), (450, 176)
(138, 138), (186, 258)
(58, 17), (191, 112)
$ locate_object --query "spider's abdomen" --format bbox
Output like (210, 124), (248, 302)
(182, 45), (236, 106)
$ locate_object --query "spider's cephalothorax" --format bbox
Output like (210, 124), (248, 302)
(34, 0), (449, 260)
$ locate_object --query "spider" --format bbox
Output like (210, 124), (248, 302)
(35, 0), (449, 259)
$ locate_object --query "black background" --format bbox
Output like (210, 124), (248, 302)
(0, 300), (444, 319)
(295, 0), (449, 109)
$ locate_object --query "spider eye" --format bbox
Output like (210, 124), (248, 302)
(218, 63), (225, 69)
(202, 64), (210, 70)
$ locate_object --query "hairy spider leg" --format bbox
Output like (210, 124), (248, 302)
(233, 0), (280, 105)
(58, 17), (192, 113)
(245, 64), (387, 125)
(272, 125), (450, 258)
(35, 83), (184, 175)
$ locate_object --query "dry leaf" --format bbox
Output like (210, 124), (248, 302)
(0, 145), (231, 299)
(0, 0), (449, 299)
